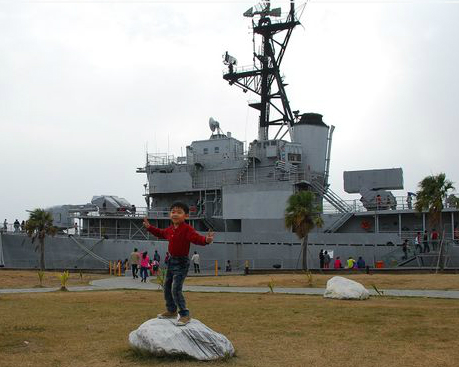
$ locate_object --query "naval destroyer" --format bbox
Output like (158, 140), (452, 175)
(1, 1), (458, 270)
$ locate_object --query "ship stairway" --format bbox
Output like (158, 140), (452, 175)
(308, 181), (354, 233)
(324, 212), (354, 233)
(380, 245), (444, 268)
(69, 235), (109, 266)
(310, 181), (353, 214)
(237, 146), (256, 183)
(236, 158), (250, 183)
(202, 217), (215, 231)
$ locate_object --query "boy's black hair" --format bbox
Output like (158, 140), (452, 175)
(170, 201), (189, 214)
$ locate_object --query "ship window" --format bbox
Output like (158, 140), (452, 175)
(203, 148), (208, 155)
(214, 147), (219, 153)
(288, 153), (301, 162)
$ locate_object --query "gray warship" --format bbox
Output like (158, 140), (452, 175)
(1, 1), (458, 270)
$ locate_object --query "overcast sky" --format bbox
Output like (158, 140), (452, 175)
(1, 0), (458, 223)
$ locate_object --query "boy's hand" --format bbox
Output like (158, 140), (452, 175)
(143, 217), (150, 229)
(205, 230), (214, 244)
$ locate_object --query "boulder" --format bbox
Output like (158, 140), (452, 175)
(323, 276), (370, 300)
(128, 318), (235, 361)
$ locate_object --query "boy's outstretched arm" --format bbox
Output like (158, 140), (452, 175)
(143, 217), (166, 239)
(188, 228), (213, 245)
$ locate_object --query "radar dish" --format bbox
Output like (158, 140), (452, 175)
(209, 117), (220, 132)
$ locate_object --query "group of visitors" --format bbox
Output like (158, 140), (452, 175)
(128, 248), (170, 282)
(413, 229), (440, 253)
(319, 250), (366, 269)
(2, 219), (26, 233)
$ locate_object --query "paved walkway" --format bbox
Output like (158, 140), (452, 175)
(1, 277), (459, 299)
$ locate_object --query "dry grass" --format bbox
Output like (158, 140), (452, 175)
(0, 290), (458, 367)
(0, 270), (109, 289)
(185, 273), (459, 290)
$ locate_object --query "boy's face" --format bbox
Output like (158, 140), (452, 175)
(169, 207), (188, 225)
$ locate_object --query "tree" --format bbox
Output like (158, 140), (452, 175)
(415, 173), (455, 270)
(415, 173), (455, 230)
(25, 209), (57, 271)
(285, 191), (323, 270)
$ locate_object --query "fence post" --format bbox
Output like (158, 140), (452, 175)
(215, 260), (218, 276)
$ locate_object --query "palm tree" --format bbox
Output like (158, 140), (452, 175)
(25, 209), (57, 271)
(415, 173), (455, 230)
(285, 190), (323, 270)
(415, 173), (455, 270)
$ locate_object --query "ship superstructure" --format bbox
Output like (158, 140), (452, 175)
(139, 0), (335, 234)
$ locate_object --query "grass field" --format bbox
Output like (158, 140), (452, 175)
(1, 290), (459, 367)
(0, 270), (108, 289)
(185, 273), (459, 290)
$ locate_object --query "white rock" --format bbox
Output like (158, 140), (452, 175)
(323, 276), (370, 300)
(129, 318), (235, 361)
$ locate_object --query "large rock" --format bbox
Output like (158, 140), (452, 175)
(323, 276), (370, 300)
(129, 318), (235, 361)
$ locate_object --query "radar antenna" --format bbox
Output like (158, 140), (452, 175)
(209, 117), (224, 135)
(222, 0), (300, 141)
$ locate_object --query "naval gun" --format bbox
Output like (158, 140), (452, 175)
(91, 195), (133, 215)
(46, 203), (98, 228)
(344, 168), (404, 210)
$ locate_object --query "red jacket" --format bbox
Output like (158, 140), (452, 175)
(146, 222), (207, 257)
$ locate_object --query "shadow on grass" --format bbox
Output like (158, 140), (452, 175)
(121, 348), (235, 364)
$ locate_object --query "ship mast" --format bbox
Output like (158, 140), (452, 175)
(223, 0), (300, 141)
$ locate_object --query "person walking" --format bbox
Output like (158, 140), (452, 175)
(191, 251), (200, 274)
(129, 248), (141, 279)
(140, 251), (150, 283)
(153, 250), (161, 263)
(319, 250), (324, 269)
(423, 230), (430, 253)
(402, 239), (409, 260)
(431, 229), (439, 251)
(323, 251), (331, 269)
(414, 232), (422, 253)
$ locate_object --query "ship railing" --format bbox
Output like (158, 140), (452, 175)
(70, 208), (148, 218)
(321, 195), (459, 214)
(221, 64), (260, 75)
(192, 164), (302, 188)
(0, 223), (20, 233)
(146, 153), (181, 166)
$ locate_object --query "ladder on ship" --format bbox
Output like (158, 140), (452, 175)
(308, 180), (354, 233)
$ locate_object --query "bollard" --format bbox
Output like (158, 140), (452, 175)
(215, 260), (218, 276)
(244, 260), (249, 275)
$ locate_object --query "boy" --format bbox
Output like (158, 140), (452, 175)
(143, 202), (214, 326)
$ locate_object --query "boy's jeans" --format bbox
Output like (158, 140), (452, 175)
(164, 256), (190, 317)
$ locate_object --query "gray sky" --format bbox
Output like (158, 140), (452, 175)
(1, 0), (458, 222)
